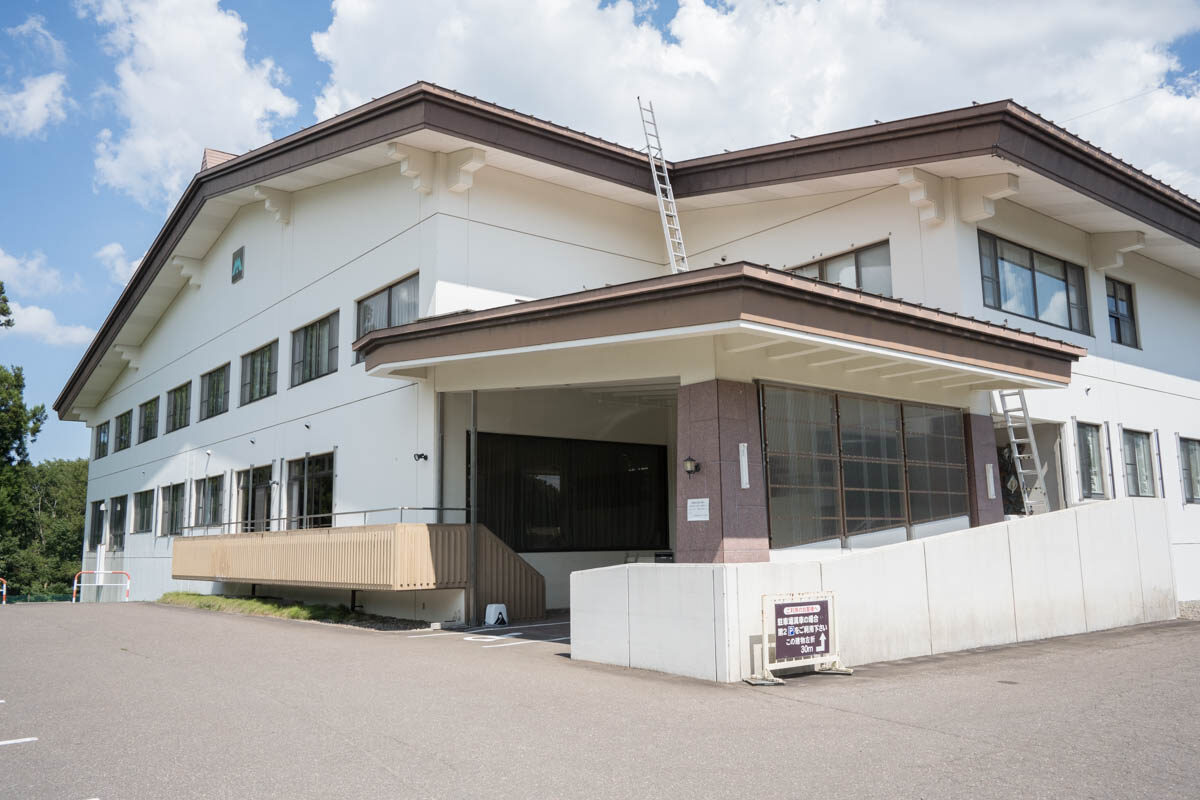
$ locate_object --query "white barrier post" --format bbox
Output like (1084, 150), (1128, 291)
(72, 571), (132, 603)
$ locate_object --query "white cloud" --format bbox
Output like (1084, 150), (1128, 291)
(311, 0), (1200, 196)
(93, 241), (140, 285)
(0, 302), (95, 347)
(6, 15), (69, 68)
(77, 0), (299, 208)
(0, 247), (80, 297)
(0, 72), (69, 138)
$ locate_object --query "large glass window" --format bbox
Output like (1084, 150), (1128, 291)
(200, 364), (230, 420)
(89, 500), (104, 550)
(978, 232), (1090, 334)
(287, 452), (334, 529)
(94, 422), (109, 459)
(237, 465), (273, 531)
(1122, 429), (1155, 498)
(762, 384), (969, 547)
(476, 432), (668, 552)
(1077, 422), (1106, 499)
(160, 482), (185, 536)
(133, 490), (155, 533)
(903, 403), (969, 523)
(355, 274), (419, 361)
(166, 381), (191, 433)
(240, 341), (278, 405)
(115, 411), (132, 451)
(1106, 277), (1138, 348)
(291, 311), (339, 386)
(108, 494), (127, 551)
(194, 475), (224, 527)
(138, 397), (159, 443)
(1182, 438), (1200, 504)
(790, 242), (892, 297)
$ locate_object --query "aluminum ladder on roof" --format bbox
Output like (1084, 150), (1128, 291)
(998, 389), (1049, 515)
(637, 98), (689, 274)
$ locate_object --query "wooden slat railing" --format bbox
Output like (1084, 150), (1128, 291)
(171, 523), (545, 619)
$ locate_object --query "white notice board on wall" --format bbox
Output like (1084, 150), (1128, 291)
(686, 498), (709, 521)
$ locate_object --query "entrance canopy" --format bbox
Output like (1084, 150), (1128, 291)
(354, 263), (1084, 401)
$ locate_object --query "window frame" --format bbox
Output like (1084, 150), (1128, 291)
(788, 241), (893, 297)
(114, 410), (132, 452)
(355, 273), (419, 363)
(240, 340), (279, 406)
(231, 245), (245, 284)
(760, 382), (970, 548)
(290, 310), (340, 387)
(1075, 421), (1107, 500)
(138, 397), (159, 443)
(286, 452), (336, 529)
(88, 500), (105, 550)
(978, 231), (1091, 335)
(1121, 427), (1157, 498)
(94, 421), (109, 459)
(199, 363), (231, 421)
(108, 494), (127, 551)
(165, 381), (191, 433)
(1181, 437), (1200, 505)
(194, 475), (225, 528)
(160, 482), (186, 536)
(133, 489), (155, 533)
(1106, 276), (1139, 349)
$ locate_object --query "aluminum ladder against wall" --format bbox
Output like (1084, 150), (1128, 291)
(637, 97), (689, 274)
(998, 389), (1049, 514)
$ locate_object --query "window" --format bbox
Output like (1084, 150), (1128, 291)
(160, 482), (185, 536)
(790, 242), (892, 297)
(240, 341), (278, 405)
(762, 384), (969, 547)
(232, 246), (244, 284)
(1122, 429), (1155, 498)
(237, 465), (273, 532)
(1077, 422), (1106, 499)
(89, 500), (105, 550)
(903, 403), (969, 523)
(115, 411), (132, 451)
(138, 397), (159, 443)
(978, 232), (1090, 334)
(166, 382), (191, 433)
(108, 495), (127, 551)
(355, 274), (419, 362)
(476, 433), (668, 552)
(287, 452), (335, 529)
(199, 364), (230, 420)
(194, 475), (224, 527)
(1182, 438), (1200, 504)
(1106, 277), (1138, 348)
(94, 422), (109, 459)
(133, 490), (155, 533)
(291, 311), (339, 386)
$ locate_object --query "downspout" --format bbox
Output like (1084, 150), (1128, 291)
(469, 390), (478, 626)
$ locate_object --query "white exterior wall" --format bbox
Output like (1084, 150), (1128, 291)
(80, 157), (667, 607)
(679, 179), (1200, 598)
(571, 498), (1179, 682)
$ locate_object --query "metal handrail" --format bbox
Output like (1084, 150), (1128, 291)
(178, 506), (470, 537)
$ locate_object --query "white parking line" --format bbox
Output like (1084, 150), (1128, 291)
(462, 621), (570, 633)
(483, 638), (536, 648)
(0, 737), (37, 747)
(546, 636), (572, 642)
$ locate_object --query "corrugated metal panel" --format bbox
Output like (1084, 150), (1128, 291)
(171, 523), (546, 619)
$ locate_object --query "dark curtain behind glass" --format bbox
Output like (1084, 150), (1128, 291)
(476, 432), (668, 552)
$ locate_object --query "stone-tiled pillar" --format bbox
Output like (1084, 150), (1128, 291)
(964, 412), (1005, 526)
(675, 379), (770, 563)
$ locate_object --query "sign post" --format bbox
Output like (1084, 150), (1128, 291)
(748, 590), (852, 684)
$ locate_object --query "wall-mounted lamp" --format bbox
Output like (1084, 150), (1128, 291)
(304, 423), (311, 430)
(413, 453), (429, 462)
(249, 438), (256, 445)
(683, 456), (701, 477)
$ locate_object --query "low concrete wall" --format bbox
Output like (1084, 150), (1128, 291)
(571, 498), (1178, 682)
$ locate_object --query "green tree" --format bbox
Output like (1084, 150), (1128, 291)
(0, 279), (12, 328)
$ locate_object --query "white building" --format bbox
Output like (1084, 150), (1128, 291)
(57, 84), (1200, 625)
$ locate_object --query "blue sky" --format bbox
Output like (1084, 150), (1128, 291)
(2, 0), (1199, 464)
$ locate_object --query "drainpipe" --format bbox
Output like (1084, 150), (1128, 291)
(468, 390), (479, 626)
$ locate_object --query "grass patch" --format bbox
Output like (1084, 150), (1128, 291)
(157, 592), (428, 630)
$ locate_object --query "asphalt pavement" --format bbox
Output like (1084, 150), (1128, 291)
(2, 602), (1198, 799)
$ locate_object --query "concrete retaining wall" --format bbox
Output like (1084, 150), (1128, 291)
(571, 498), (1178, 682)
